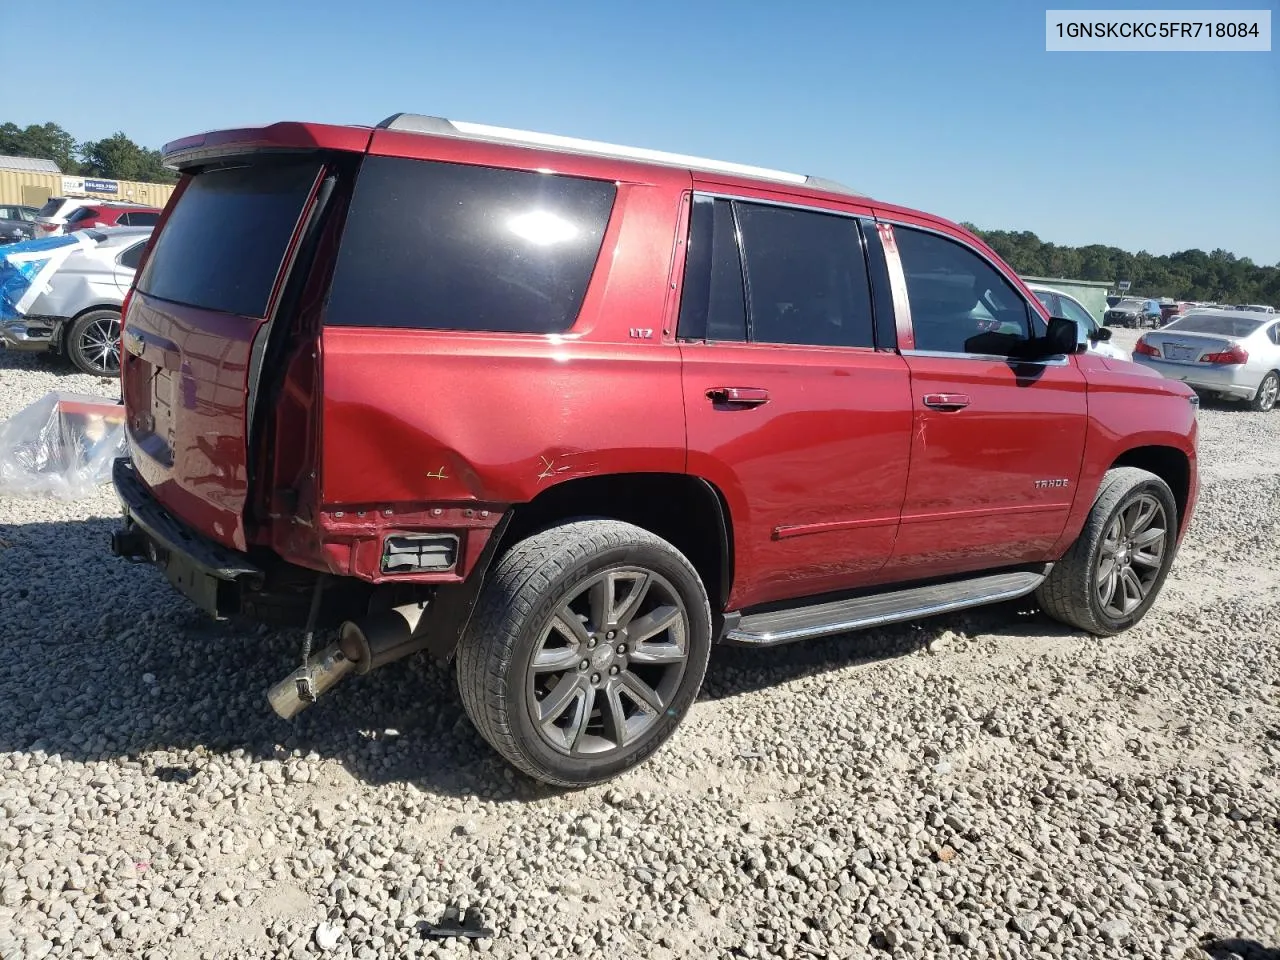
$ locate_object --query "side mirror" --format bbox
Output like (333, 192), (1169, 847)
(1045, 316), (1082, 355)
(1091, 326), (1113, 342)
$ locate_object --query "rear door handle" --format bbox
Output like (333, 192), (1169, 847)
(707, 387), (770, 408)
(922, 393), (971, 411)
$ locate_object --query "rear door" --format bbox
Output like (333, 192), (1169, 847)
(122, 158), (327, 549)
(679, 193), (913, 610)
(878, 221), (1088, 579)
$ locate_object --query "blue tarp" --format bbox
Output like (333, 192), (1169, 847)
(0, 234), (92, 321)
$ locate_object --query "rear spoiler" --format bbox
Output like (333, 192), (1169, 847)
(162, 122), (374, 170)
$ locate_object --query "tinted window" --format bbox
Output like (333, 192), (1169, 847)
(736, 203), (874, 348)
(676, 197), (746, 342)
(1033, 291), (1057, 315)
(1167, 314), (1265, 337)
(1056, 294), (1098, 333)
(125, 211), (158, 227)
(326, 157), (615, 334)
(118, 241), (147, 271)
(36, 199), (62, 217)
(138, 160), (322, 318)
(66, 207), (98, 225)
(1269, 323), (1280, 346)
(895, 227), (1032, 355)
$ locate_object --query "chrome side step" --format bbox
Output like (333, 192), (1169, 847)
(725, 569), (1047, 647)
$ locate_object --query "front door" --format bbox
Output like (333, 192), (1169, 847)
(878, 222), (1089, 579)
(677, 194), (913, 610)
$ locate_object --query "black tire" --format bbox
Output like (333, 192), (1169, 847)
(1036, 467), (1178, 636)
(65, 309), (122, 377)
(457, 519), (712, 786)
(1249, 371), (1279, 412)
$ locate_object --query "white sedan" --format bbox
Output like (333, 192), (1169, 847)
(1132, 309), (1280, 412)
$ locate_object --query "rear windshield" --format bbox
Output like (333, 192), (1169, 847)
(36, 198), (64, 218)
(66, 207), (98, 225)
(1168, 314), (1265, 337)
(325, 156), (616, 334)
(137, 160), (321, 318)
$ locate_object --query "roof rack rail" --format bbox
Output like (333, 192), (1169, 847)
(376, 114), (861, 197)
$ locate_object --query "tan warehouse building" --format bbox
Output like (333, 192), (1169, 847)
(0, 154), (175, 211)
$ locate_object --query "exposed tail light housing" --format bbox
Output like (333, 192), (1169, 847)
(1201, 345), (1248, 365)
(1133, 338), (1160, 357)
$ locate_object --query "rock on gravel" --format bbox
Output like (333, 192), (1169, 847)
(1, 347), (1278, 959)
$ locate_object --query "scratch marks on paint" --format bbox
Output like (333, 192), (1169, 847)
(537, 455), (574, 482)
(425, 466), (448, 480)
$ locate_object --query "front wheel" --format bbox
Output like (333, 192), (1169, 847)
(457, 519), (712, 786)
(1036, 467), (1178, 636)
(65, 309), (122, 377)
(1250, 371), (1279, 412)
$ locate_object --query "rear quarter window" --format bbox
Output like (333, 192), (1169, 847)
(137, 160), (322, 318)
(325, 157), (616, 334)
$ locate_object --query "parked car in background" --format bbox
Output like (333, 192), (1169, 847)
(1105, 297), (1161, 328)
(1160, 301), (1192, 325)
(1237, 304), (1275, 314)
(1133, 309), (1280, 411)
(1027, 284), (1128, 360)
(0, 226), (150, 375)
(109, 113), (1200, 786)
(0, 204), (37, 244)
(61, 203), (161, 234)
(33, 198), (160, 237)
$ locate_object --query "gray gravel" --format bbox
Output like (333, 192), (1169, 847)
(1, 343), (1277, 960)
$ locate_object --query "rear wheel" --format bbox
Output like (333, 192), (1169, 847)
(65, 309), (121, 377)
(457, 519), (712, 786)
(1036, 467), (1178, 636)
(1250, 371), (1279, 412)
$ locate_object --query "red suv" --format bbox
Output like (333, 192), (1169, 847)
(60, 203), (161, 233)
(111, 115), (1199, 785)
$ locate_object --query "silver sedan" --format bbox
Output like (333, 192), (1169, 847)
(1132, 309), (1280, 411)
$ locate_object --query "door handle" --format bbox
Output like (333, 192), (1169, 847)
(707, 387), (770, 408)
(922, 393), (971, 411)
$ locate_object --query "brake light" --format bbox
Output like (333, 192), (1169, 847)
(1202, 345), (1248, 365)
(1134, 338), (1160, 357)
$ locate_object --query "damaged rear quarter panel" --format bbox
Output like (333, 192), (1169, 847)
(318, 329), (686, 508)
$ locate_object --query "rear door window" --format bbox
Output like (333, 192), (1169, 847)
(676, 197), (747, 342)
(123, 211), (159, 227)
(325, 157), (616, 334)
(137, 159), (323, 318)
(736, 203), (874, 349)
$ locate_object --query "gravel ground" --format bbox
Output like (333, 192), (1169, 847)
(1, 340), (1277, 960)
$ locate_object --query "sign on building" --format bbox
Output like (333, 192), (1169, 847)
(60, 175), (121, 196)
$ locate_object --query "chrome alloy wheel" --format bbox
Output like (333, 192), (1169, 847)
(79, 314), (121, 375)
(526, 567), (690, 757)
(1096, 494), (1168, 618)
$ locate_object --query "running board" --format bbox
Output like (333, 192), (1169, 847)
(725, 569), (1047, 647)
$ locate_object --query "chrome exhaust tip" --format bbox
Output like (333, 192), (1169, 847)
(266, 643), (356, 720)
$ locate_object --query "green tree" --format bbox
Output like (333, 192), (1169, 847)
(80, 132), (177, 183)
(0, 121), (80, 173)
(969, 226), (1278, 305)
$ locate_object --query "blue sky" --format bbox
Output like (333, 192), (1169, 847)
(12, 0), (1278, 262)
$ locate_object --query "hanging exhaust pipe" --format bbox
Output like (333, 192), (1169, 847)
(266, 601), (429, 720)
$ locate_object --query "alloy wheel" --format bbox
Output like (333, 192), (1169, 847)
(1259, 374), (1279, 412)
(79, 315), (121, 375)
(1096, 494), (1168, 618)
(526, 567), (689, 757)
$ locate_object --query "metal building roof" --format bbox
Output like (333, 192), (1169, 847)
(0, 154), (61, 174)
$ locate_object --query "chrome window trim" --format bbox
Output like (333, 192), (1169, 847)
(691, 190), (871, 222)
(900, 348), (1071, 366)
